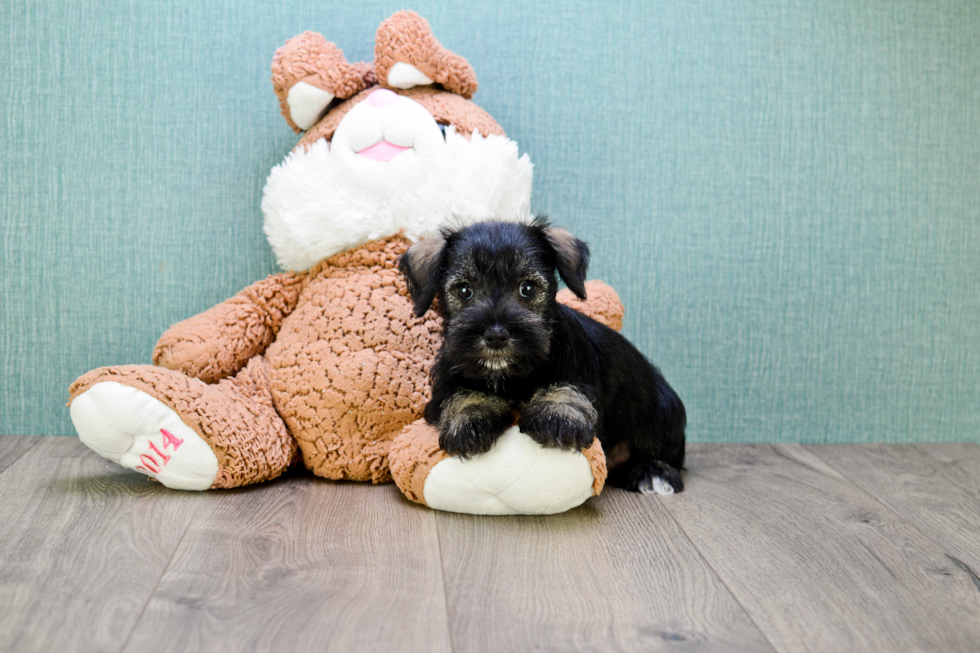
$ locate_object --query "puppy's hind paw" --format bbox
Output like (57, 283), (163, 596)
(632, 461), (684, 495)
(639, 475), (676, 495)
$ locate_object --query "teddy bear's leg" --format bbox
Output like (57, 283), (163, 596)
(557, 280), (625, 332)
(389, 419), (606, 515)
(69, 357), (296, 490)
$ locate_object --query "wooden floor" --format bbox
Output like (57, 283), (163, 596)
(1, 437), (979, 652)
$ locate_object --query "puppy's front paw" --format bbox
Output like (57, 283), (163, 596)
(438, 391), (513, 458)
(519, 408), (595, 450)
(519, 385), (597, 451)
(439, 414), (510, 458)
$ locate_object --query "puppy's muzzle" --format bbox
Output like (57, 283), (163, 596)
(483, 325), (510, 350)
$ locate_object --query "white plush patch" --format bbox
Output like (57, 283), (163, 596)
(639, 475), (675, 496)
(286, 81), (335, 131)
(262, 94), (533, 271)
(422, 426), (595, 515)
(70, 382), (219, 491)
(386, 62), (434, 89)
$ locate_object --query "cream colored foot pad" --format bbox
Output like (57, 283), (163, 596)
(423, 426), (595, 515)
(70, 381), (218, 490)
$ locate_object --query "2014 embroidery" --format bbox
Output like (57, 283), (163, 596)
(136, 428), (184, 474)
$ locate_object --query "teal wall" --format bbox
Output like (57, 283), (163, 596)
(2, 0), (978, 441)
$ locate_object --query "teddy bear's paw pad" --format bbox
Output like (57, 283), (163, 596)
(422, 426), (595, 515)
(70, 381), (218, 491)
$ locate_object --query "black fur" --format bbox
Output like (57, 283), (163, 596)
(398, 218), (686, 493)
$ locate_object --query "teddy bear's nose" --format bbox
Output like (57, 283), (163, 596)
(368, 88), (399, 108)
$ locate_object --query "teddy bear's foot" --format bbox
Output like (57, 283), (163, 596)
(390, 421), (607, 515)
(271, 31), (373, 132)
(70, 382), (219, 490)
(69, 359), (297, 490)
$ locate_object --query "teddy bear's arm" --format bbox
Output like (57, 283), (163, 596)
(152, 272), (307, 383)
(557, 280), (625, 332)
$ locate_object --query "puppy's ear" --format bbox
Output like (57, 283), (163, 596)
(542, 225), (590, 300)
(398, 235), (447, 316)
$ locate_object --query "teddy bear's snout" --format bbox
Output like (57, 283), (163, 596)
(329, 89), (447, 168)
(367, 88), (399, 109)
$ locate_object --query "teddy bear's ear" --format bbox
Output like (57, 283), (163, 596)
(398, 235), (447, 317)
(271, 31), (375, 132)
(374, 11), (478, 99)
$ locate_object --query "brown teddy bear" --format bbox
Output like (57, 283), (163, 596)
(68, 11), (623, 514)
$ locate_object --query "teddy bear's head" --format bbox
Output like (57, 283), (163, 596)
(261, 11), (533, 271)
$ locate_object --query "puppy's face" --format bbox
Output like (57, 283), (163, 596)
(400, 219), (590, 381)
(439, 230), (554, 379)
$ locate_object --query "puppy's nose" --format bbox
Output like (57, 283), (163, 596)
(483, 325), (510, 350)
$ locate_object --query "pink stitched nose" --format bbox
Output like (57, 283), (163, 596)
(368, 89), (399, 108)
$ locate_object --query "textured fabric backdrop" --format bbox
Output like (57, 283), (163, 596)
(2, 0), (978, 440)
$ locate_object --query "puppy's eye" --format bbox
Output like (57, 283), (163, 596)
(456, 284), (473, 300)
(519, 281), (537, 298)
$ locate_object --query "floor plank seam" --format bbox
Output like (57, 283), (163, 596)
(915, 444), (980, 496)
(653, 493), (780, 653)
(804, 445), (949, 530)
(0, 437), (41, 477)
(432, 514), (457, 653)
(117, 499), (200, 653)
(803, 445), (980, 595)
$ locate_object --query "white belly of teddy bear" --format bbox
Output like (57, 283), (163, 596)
(422, 426), (596, 515)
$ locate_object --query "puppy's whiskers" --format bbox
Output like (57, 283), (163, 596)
(480, 357), (510, 371)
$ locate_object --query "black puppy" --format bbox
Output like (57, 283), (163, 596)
(398, 218), (686, 494)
